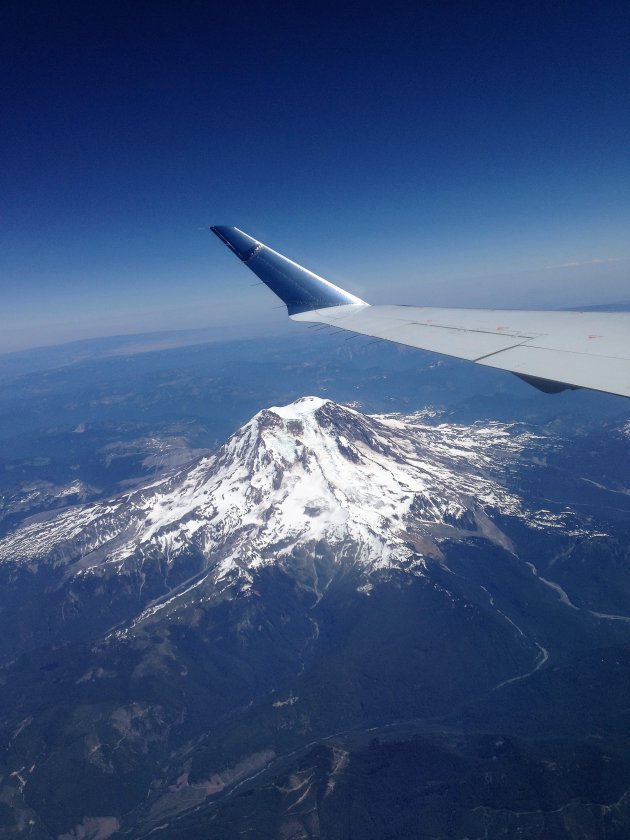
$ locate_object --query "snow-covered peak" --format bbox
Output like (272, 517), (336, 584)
(267, 395), (330, 419)
(0, 398), (569, 628)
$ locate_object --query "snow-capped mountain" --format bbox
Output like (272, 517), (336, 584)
(0, 397), (548, 619)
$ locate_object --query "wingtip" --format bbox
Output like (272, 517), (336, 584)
(210, 225), (261, 262)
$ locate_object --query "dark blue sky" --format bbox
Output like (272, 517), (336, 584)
(2, 0), (629, 352)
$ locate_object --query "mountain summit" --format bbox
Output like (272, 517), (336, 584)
(0, 396), (540, 630)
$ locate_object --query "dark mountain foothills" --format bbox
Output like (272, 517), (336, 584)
(0, 398), (629, 839)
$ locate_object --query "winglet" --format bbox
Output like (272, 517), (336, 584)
(210, 226), (366, 315)
(211, 226), (262, 261)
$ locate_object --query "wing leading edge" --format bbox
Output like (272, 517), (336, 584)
(211, 226), (630, 399)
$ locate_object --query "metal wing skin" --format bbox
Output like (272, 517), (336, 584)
(211, 226), (630, 398)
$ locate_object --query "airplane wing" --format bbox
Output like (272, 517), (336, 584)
(211, 226), (630, 398)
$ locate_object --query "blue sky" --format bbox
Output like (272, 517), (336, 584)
(1, 1), (629, 352)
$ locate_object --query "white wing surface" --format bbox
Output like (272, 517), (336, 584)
(211, 226), (630, 398)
